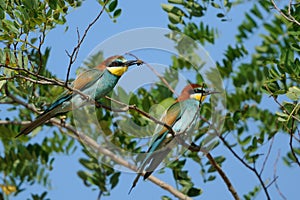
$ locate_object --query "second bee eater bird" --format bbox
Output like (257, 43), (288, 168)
(129, 84), (218, 193)
(16, 55), (143, 137)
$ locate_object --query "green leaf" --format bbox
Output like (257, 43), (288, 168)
(276, 111), (288, 122)
(240, 136), (252, 146)
(168, 12), (182, 24)
(0, 80), (5, 90)
(79, 158), (97, 170)
(207, 175), (216, 181)
(108, 0), (118, 12)
(214, 156), (226, 164)
(217, 13), (225, 18)
(290, 43), (300, 52)
(48, 0), (58, 9)
(211, 2), (221, 8)
(250, 4), (263, 19)
(162, 196), (172, 200)
(110, 172), (120, 189)
(286, 86), (300, 101)
(161, 4), (186, 17)
(168, 0), (184, 4)
(113, 9), (122, 19)
(187, 187), (202, 197)
(161, 4), (174, 12)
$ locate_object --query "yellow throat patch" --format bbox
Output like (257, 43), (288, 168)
(107, 66), (128, 76)
(190, 93), (207, 102)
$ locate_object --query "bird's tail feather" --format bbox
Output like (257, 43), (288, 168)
(15, 108), (58, 138)
(129, 147), (171, 194)
(144, 147), (171, 180)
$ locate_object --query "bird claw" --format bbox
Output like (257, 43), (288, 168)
(60, 115), (66, 126)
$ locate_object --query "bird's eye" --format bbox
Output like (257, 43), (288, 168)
(194, 88), (205, 94)
(109, 60), (124, 67)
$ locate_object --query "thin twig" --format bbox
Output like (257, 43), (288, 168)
(4, 84), (39, 112)
(199, 115), (272, 200)
(0, 64), (65, 85)
(221, 134), (271, 199)
(270, 0), (300, 26)
(273, 150), (287, 200)
(5, 74), (56, 85)
(125, 52), (178, 96)
(144, 62), (178, 96)
(264, 84), (300, 167)
(104, 95), (176, 136)
(289, 117), (300, 167)
(206, 153), (240, 200)
(260, 137), (274, 175)
(65, 1), (109, 85)
(36, 20), (47, 75)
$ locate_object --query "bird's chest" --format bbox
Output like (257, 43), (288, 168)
(69, 72), (120, 109)
(173, 100), (200, 133)
(94, 74), (119, 99)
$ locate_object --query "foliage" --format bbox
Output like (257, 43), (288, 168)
(0, 0), (121, 198)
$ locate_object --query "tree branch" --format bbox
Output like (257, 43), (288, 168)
(51, 116), (193, 200)
(260, 137), (274, 175)
(199, 115), (272, 200)
(181, 139), (240, 200)
(145, 62), (178, 96)
(206, 153), (240, 200)
(270, 0), (300, 26)
(264, 84), (300, 167)
(273, 150), (287, 200)
(289, 117), (300, 167)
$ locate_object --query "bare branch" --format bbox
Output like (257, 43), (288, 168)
(2, 74), (56, 85)
(65, 1), (109, 85)
(206, 153), (240, 200)
(199, 115), (272, 200)
(264, 84), (300, 167)
(125, 52), (178, 96)
(0, 64), (65, 85)
(260, 137), (274, 175)
(144, 62), (178, 96)
(104, 95), (176, 136)
(177, 139), (241, 199)
(289, 117), (300, 167)
(273, 150), (287, 200)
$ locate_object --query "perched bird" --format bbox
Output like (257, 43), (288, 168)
(129, 84), (218, 193)
(16, 55), (143, 137)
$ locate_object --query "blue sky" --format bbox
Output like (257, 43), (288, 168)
(10, 0), (300, 200)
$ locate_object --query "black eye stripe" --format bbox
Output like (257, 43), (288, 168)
(188, 88), (205, 94)
(194, 88), (205, 93)
(109, 60), (124, 67)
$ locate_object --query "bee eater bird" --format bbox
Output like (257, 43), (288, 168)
(129, 84), (218, 193)
(16, 55), (143, 137)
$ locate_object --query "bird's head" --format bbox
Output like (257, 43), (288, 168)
(102, 55), (143, 76)
(177, 84), (219, 102)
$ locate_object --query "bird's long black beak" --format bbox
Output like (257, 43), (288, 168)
(206, 90), (220, 95)
(124, 59), (144, 67)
